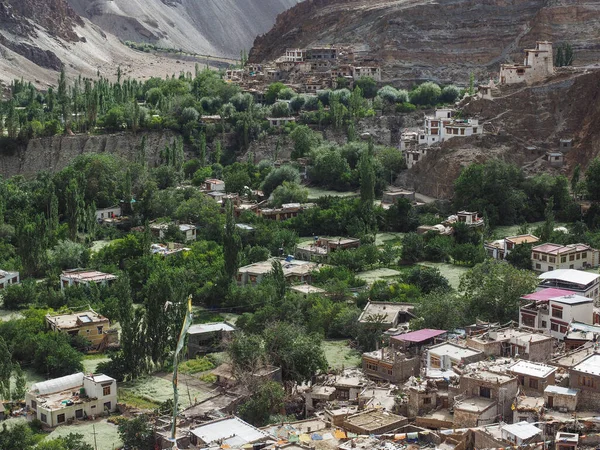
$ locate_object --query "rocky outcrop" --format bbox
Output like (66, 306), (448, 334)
(0, 34), (63, 70)
(249, 0), (600, 84)
(0, 131), (182, 178)
(5, 0), (84, 42)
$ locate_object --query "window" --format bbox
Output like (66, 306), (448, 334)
(541, 255), (547, 261)
(423, 397), (432, 404)
(549, 257), (555, 263)
(366, 363), (378, 371)
(104, 402), (112, 411)
(570, 255), (575, 261)
(103, 385), (111, 396)
(560, 325), (568, 334)
(577, 254), (581, 260)
(75, 409), (83, 419)
(582, 252), (587, 259)
(430, 356), (441, 369)
(31, 400), (37, 410)
(536, 263), (541, 270)
(552, 308), (563, 319)
(57, 413), (65, 424)
(541, 321), (547, 328)
(521, 314), (535, 328)
(561, 257), (566, 263)
(40, 413), (47, 423)
(529, 378), (539, 389)
(579, 376), (595, 388)
(97, 326), (104, 334)
(479, 386), (491, 398)
(533, 253), (539, 260)
(86, 329), (90, 334)
(551, 323), (559, 332)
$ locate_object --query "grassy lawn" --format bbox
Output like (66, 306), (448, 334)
(375, 232), (405, 247)
(417, 262), (470, 289)
(357, 268), (402, 284)
(322, 340), (361, 370)
(306, 187), (358, 200)
(119, 375), (211, 409)
(0, 309), (24, 322)
(179, 357), (215, 375)
(44, 419), (122, 450)
(82, 355), (110, 374)
(117, 388), (160, 410)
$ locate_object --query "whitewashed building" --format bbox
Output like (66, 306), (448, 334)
(500, 41), (554, 85)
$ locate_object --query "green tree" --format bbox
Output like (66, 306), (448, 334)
(401, 233), (425, 262)
(459, 259), (539, 323)
(32, 333), (84, 378)
(270, 181), (308, 207)
(223, 200), (241, 281)
(238, 381), (285, 426)
(354, 77), (378, 98)
(224, 163), (251, 194)
(571, 164), (581, 196)
(11, 363), (26, 401)
(506, 243), (534, 271)
(413, 289), (467, 330)
(0, 336), (11, 400)
(290, 125), (320, 159)
(555, 45), (564, 67)
(410, 81), (442, 106)
(118, 415), (155, 450)
(405, 266), (451, 294)
(585, 158), (600, 201)
(261, 165), (300, 197)
(265, 82), (286, 104)
(0, 422), (37, 450)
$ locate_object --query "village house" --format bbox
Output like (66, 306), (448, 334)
(236, 258), (318, 286)
(352, 66), (382, 82)
(189, 416), (272, 448)
(545, 151), (565, 168)
(358, 302), (416, 330)
(560, 138), (574, 152)
(466, 328), (553, 362)
(150, 242), (190, 257)
(381, 188), (416, 207)
(257, 203), (315, 221)
(501, 421), (543, 447)
(46, 309), (117, 349)
(391, 329), (448, 355)
(538, 269), (600, 301)
(484, 234), (540, 260)
(361, 346), (420, 384)
(445, 211), (485, 227)
(455, 370), (519, 426)
(425, 342), (484, 377)
(544, 385), (579, 412)
(95, 205), (122, 221)
(0, 269), (19, 289)
(564, 322), (600, 351)
(150, 223), (197, 242)
(202, 178), (225, 192)
(555, 432), (579, 450)
(499, 41), (554, 85)
(512, 396), (545, 424)
(531, 243), (599, 272)
(284, 48), (306, 62)
(294, 236), (360, 262)
(568, 353), (600, 409)
(60, 269), (117, 290)
(519, 291), (593, 339)
(289, 284), (326, 297)
(417, 108), (483, 147)
(267, 117), (296, 127)
(342, 409), (408, 435)
(187, 322), (235, 357)
(306, 47), (338, 61)
(26, 372), (117, 427)
(507, 360), (556, 395)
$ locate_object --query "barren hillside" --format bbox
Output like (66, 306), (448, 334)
(401, 68), (600, 198)
(249, 0), (600, 84)
(0, 0), (300, 88)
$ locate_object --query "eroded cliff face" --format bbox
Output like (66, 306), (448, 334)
(250, 0), (600, 83)
(0, 131), (181, 178)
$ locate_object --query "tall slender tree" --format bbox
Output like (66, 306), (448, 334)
(223, 200), (241, 281)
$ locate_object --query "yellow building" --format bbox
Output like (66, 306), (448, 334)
(46, 310), (113, 348)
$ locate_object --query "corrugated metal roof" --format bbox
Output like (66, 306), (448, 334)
(392, 329), (446, 343)
(31, 373), (84, 395)
(539, 269), (599, 285)
(188, 323), (235, 335)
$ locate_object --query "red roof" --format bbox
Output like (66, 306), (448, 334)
(391, 329), (447, 343)
(522, 288), (574, 302)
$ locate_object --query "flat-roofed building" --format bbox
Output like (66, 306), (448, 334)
(295, 237), (360, 262)
(466, 328), (553, 362)
(531, 243), (599, 272)
(60, 269), (117, 290)
(520, 291), (593, 339)
(568, 353), (600, 409)
(46, 309), (116, 348)
(187, 322), (235, 357)
(358, 301), (416, 329)
(25, 373), (117, 427)
(426, 342), (484, 375)
(485, 234), (540, 261)
(544, 385), (579, 412)
(501, 421), (542, 447)
(538, 269), (600, 301)
(507, 360), (556, 395)
(342, 409), (408, 435)
(237, 258), (318, 286)
(189, 416), (271, 448)
(0, 269), (19, 289)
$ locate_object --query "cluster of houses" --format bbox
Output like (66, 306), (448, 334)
(226, 44), (381, 102)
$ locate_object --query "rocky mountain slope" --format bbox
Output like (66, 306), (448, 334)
(66, 0), (300, 59)
(249, 0), (600, 84)
(0, 0), (299, 87)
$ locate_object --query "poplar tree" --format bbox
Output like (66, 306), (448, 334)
(223, 200), (241, 281)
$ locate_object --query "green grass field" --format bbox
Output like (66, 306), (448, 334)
(322, 340), (361, 370)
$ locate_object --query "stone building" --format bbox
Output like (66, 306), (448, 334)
(499, 41), (554, 85)
(568, 353), (600, 409)
(507, 360), (556, 395)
